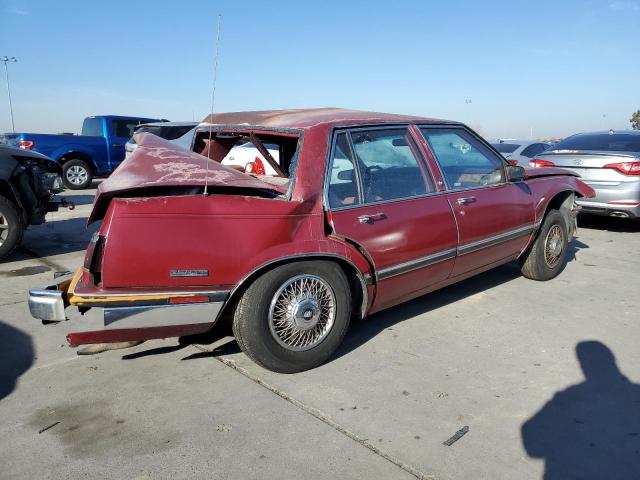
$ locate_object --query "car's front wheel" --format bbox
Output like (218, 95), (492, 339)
(62, 159), (93, 190)
(520, 209), (568, 281)
(232, 261), (352, 373)
(0, 195), (24, 260)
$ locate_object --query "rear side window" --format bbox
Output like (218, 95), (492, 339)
(421, 128), (504, 189)
(328, 133), (360, 208)
(162, 125), (197, 140)
(492, 143), (519, 154)
(548, 134), (640, 153)
(350, 128), (433, 203)
(520, 143), (548, 158)
(81, 117), (103, 136)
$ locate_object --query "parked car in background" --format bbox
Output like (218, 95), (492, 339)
(491, 139), (551, 166)
(125, 121), (198, 159)
(220, 140), (281, 175)
(28, 109), (593, 373)
(0, 145), (66, 259)
(2, 115), (167, 189)
(528, 130), (640, 219)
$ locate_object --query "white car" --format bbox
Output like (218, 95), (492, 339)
(221, 142), (281, 175)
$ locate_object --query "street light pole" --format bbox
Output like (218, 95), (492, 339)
(2, 56), (17, 133)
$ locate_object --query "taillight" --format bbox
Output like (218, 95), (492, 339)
(18, 140), (34, 150)
(244, 157), (266, 175)
(603, 161), (640, 176)
(529, 159), (555, 168)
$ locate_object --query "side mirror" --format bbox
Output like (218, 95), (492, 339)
(507, 165), (526, 182)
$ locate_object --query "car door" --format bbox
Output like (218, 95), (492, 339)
(109, 118), (140, 170)
(419, 127), (535, 278)
(326, 127), (458, 311)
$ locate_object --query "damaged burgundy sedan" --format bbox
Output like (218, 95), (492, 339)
(28, 109), (594, 373)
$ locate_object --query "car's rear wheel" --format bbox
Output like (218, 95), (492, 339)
(233, 261), (351, 373)
(62, 159), (93, 190)
(520, 209), (568, 281)
(0, 195), (24, 260)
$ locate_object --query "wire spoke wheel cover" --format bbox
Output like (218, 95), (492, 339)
(544, 224), (564, 268)
(66, 165), (88, 185)
(0, 213), (9, 246)
(268, 274), (337, 351)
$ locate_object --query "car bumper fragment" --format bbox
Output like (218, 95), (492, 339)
(29, 270), (230, 345)
(28, 272), (75, 321)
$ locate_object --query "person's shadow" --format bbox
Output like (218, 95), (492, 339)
(521, 341), (640, 479)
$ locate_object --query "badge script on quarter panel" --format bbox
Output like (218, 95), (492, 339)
(170, 269), (209, 277)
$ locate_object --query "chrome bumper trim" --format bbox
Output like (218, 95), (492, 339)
(103, 302), (224, 330)
(28, 272), (75, 322)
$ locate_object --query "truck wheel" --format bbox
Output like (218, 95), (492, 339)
(233, 261), (351, 373)
(62, 159), (93, 190)
(0, 195), (25, 260)
(520, 209), (568, 281)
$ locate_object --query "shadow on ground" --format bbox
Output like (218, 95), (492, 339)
(522, 341), (640, 479)
(0, 321), (34, 400)
(578, 214), (640, 233)
(117, 237), (589, 365)
(18, 217), (99, 259)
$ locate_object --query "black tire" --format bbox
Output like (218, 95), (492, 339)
(232, 261), (352, 373)
(520, 209), (568, 281)
(0, 195), (25, 260)
(62, 159), (93, 190)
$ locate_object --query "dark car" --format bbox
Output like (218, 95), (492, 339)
(0, 145), (65, 259)
(28, 109), (593, 373)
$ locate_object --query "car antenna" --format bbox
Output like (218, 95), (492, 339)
(204, 14), (222, 196)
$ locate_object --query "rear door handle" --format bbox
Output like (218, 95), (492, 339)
(358, 212), (386, 224)
(112, 144), (124, 148)
(457, 196), (477, 205)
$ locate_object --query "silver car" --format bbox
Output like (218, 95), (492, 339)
(532, 131), (640, 219)
(491, 139), (551, 166)
(125, 121), (198, 159)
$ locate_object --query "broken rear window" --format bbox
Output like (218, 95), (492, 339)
(193, 128), (301, 191)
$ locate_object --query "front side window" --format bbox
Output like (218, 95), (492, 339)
(421, 128), (504, 189)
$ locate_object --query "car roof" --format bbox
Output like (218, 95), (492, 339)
(136, 121), (199, 128)
(567, 130), (640, 137)
(492, 139), (546, 146)
(200, 108), (458, 130)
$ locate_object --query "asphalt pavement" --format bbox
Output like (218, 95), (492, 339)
(1, 184), (638, 479)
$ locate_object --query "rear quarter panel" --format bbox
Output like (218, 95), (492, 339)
(98, 195), (371, 290)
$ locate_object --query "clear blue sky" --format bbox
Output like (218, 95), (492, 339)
(1, 0), (638, 139)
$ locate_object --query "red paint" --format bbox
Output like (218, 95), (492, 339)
(66, 323), (211, 346)
(64, 109), (593, 346)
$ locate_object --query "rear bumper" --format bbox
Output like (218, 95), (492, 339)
(28, 271), (229, 345)
(577, 180), (640, 218)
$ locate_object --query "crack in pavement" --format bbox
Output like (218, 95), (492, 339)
(191, 344), (435, 480)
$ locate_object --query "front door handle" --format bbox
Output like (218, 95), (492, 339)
(358, 212), (386, 224)
(457, 196), (477, 205)
(112, 144), (124, 148)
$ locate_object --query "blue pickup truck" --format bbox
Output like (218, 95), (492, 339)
(2, 115), (166, 189)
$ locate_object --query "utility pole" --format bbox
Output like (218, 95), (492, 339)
(2, 56), (17, 132)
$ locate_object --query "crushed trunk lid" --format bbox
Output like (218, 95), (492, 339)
(88, 133), (288, 223)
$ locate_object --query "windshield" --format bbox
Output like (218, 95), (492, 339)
(492, 143), (519, 153)
(548, 133), (640, 153)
